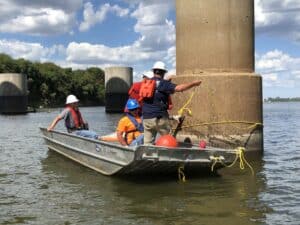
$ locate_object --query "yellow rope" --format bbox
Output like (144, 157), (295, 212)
(177, 89), (196, 116)
(175, 87), (263, 130)
(228, 147), (255, 175)
(171, 120), (263, 134)
(210, 147), (255, 175)
(180, 121), (263, 129)
(178, 164), (186, 182)
(175, 86), (257, 177)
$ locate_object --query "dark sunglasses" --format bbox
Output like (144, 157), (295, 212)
(153, 69), (166, 76)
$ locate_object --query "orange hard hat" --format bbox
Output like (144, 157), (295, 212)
(155, 134), (178, 148)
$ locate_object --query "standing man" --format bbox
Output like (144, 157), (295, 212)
(47, 94), (100, 140)
(142, 61), (202, 144)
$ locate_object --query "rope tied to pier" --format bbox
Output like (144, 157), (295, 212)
(175, 87), (263, 131)
(210, 147), (255, 175)
(179, 120), (263, 130)
(174, 85), (257, 177)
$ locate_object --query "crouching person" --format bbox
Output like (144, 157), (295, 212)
(47, 94), (100, 140)
(117, 99), (144, 146)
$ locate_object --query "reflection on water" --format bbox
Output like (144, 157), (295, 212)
(0, 104), (299, 225)
(40, 151), (267, 225)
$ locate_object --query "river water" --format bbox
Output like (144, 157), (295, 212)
(0, 103), (299, 225)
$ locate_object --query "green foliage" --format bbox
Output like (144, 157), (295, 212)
(0, 53), (105, 107)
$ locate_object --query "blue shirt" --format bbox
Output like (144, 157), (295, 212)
(142, 77), (176, 119)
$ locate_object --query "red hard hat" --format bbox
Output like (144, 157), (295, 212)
(155, 134), (178, 148)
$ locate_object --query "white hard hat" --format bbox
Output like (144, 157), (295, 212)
(152, 61), (168, 72)
(142, 71), (154, 79)
(66, 94), (79, 104)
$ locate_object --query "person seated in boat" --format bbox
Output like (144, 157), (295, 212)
(117, 99), (144, 146)
(47, 94), (100, 140)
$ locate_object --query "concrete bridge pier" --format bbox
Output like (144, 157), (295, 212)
(173, 0), (263, 151)
(0, 73), (28, 114)
(105, 67), (133, 113)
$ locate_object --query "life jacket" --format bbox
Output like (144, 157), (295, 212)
(139, 79), (156, 99)
(124, 113), (144, 145)
(125, 82), (143, 113)
(128, 82), (142, 101)
(65, 106), (84, 130)
(140, 78), (173, 110)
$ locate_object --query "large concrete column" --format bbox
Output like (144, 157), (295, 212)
(0, 73), (28, 114)
(105, 67), (133, 113)
(174, 0), (263, 151)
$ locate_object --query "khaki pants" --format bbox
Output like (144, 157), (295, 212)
(143, 117), (171, 144)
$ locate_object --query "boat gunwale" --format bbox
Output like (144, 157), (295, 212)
(39, 127), (135, 152)
(39, 127), (239, 153)
(42, 135), (128, 167)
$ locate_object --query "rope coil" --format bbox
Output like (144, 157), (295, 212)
(210, 147), (255, 175)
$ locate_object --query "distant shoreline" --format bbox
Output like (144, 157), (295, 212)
(264, 97), (300, 103)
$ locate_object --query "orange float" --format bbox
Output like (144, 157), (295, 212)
(155, 134), (178, 148)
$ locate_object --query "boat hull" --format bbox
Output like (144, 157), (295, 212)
(40, 128), (237, 176)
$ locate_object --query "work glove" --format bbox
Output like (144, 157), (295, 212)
(171, 115), (183, 123)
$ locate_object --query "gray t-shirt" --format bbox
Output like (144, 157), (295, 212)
(59, 108), (76, 131)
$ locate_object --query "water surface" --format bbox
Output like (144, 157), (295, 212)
(0, 103), (299, 225)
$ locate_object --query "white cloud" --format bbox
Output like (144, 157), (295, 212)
(0, 8), (74, 35)
(255, 0), (300, 42)
(261, 73), (278, 87)
(256, 50), (300, 88)
(0, 39), (65, 62)
(69, 1), (175, 75)
(164, 46), (176, 71)
(9, 0), (83, 12)
(0, 1), (176, 76)
(0, 0), (81, 35)
(79, 2), (129, 32)
(131, 1), (175, 50)
(65, 41), (160, 65)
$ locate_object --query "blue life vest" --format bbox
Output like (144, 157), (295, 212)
(124, 113), (143, 145)
(126, 113), (144, 132)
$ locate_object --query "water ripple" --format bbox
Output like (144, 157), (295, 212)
(0, 104), (300, 225)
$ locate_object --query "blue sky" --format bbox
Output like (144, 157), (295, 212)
(0, 0), (299, 98)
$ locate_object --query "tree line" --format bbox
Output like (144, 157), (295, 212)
(0, 53), (105, 108)
(264, 97), (300, 102)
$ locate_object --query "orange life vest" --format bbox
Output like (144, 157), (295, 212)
(128, 82), (142, 101)
(126, 82), (143, 114)
(66, 106), (84, 129)
(139, 79), (173, 110)
(139, 79), (156, 98)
